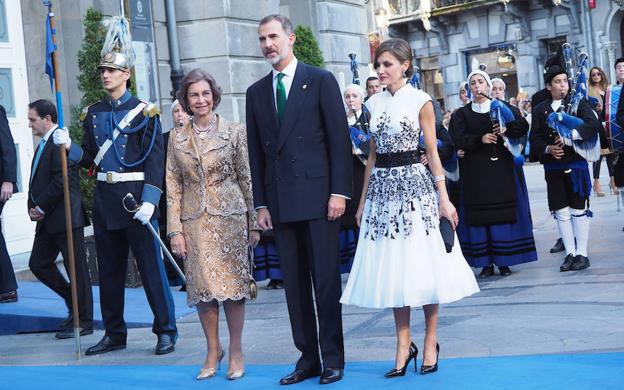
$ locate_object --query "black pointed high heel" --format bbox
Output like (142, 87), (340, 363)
(384, 341), (418, 378)
(420, 343), (440, 375)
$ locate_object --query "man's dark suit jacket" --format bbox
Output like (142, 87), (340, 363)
(29, 128), (89, 235)
(0, 105), (17, 191)
(246, 62), (352, 224)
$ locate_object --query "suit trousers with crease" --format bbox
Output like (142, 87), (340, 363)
(0, 202), (17, 294)
(273, 217), (345, 370)
(28, 226), (93, 324)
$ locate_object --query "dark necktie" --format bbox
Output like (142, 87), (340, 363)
(276, 72), (286, 124)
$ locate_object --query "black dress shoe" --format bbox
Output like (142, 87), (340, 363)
(479, 265), (495, 279)
(85, 335), (126, 356)
(385, 341), (418, 377)
(0, 290), (17, 303)
(279, 369), (321, 385)
(560, 254), (575, 272)
(571, 255), (590, 270)
(420, 343), (440, 375)
(550, 238), (565, 253)
(155, 333), (178, 355)
(58, 314), (73, 331)
(55, 326), (93, 339)
(498, 266), (512, 276)
(319, 368), (343, 385)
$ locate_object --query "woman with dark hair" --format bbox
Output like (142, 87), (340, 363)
(167, 68), (260, 381)
(341, 38), (479, 378)
(588, 66), (616, 196)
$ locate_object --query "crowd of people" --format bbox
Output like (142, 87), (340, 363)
(0, 11), (622, 387)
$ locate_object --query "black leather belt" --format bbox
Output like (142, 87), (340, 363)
(375, 150), (420, 168)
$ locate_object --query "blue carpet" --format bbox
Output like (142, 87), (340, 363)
(0, 281), (194, 335)
(1, 353), (623, 390)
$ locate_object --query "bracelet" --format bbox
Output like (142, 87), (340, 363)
(167, 231), (182, 239)
(434, 175), (446, 182)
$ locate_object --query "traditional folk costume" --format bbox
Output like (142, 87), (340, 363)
(529, 66), (602, 271)
(452, 71), (537, 277)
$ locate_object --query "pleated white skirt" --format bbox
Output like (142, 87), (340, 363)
(340, 198), (480, 309)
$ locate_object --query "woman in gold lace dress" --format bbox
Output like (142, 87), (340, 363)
(167, 69), (260, 381)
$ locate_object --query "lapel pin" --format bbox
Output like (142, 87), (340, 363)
(303, 84), (308, 89)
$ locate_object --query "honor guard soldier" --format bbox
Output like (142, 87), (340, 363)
(53, 17), (177, 355)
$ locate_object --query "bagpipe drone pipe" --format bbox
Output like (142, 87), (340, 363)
(546, 43), (601, 161)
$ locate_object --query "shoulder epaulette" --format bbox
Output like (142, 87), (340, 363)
(143, 102), (160, 118)
(79, 102), (98, 121)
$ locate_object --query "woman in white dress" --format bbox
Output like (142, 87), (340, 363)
(340, 38), (479, 378)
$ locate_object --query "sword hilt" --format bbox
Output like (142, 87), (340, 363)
(122, 193), (141, 213)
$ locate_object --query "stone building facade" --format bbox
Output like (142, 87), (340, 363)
(5, 0), (368, 257)
(21, 0), (369, 129)
(366, 0), (624, 111)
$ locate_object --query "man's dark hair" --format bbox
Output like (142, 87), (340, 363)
(259, 14), (294, 34)
(365, 76), (379, 88)
(28, 99), (58, 124)
(615, 57), (624, 68)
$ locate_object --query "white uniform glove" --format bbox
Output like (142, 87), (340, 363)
(133, 202), (155, 225)
(53, 127), (72, 150)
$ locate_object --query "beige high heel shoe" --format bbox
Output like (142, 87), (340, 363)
(227, 369), (245, 380)
(196, 349), (225, 380)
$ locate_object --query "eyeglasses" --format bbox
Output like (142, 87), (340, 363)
(591, 73), (601, 77)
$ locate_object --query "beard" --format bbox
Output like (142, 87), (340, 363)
(264, 45), (289, 65)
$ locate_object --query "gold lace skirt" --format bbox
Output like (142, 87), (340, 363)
(182, 213), (251, 306)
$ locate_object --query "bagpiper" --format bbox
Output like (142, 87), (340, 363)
(529, 62), (602, 273)
(53, 16), (177, 355)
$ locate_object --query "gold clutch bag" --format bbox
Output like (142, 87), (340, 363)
(248, 247), (257, 300)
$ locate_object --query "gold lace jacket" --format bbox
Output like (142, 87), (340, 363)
(166, 115), (258, 234)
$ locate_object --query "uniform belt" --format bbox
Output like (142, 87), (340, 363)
(96, 171), (145, 184)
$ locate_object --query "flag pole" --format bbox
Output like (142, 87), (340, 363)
(45, 1), (81, 359)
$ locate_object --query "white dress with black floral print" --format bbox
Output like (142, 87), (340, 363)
(341, 85), (479, 309)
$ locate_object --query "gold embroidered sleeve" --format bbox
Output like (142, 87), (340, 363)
(233, 123), (259, 231)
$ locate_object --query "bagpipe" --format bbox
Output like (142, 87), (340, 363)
(477, 92), (523, 161)
(347, 52), (370, 163)
(546, 43), (601, 162)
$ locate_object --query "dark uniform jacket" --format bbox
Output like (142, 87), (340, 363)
(68, 91), (163, 230)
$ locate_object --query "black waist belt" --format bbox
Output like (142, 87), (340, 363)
(375, 150), (420, 168)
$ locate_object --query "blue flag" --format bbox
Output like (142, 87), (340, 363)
(45, 13), (56, 90)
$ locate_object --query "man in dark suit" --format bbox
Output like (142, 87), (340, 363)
(0, 104), (17, 304)
(27, 100), (93, 338)
(246, 14), (352, 385)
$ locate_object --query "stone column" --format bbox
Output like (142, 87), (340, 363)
(605, 41), (617, 84)
(313, 0), (369, 89)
